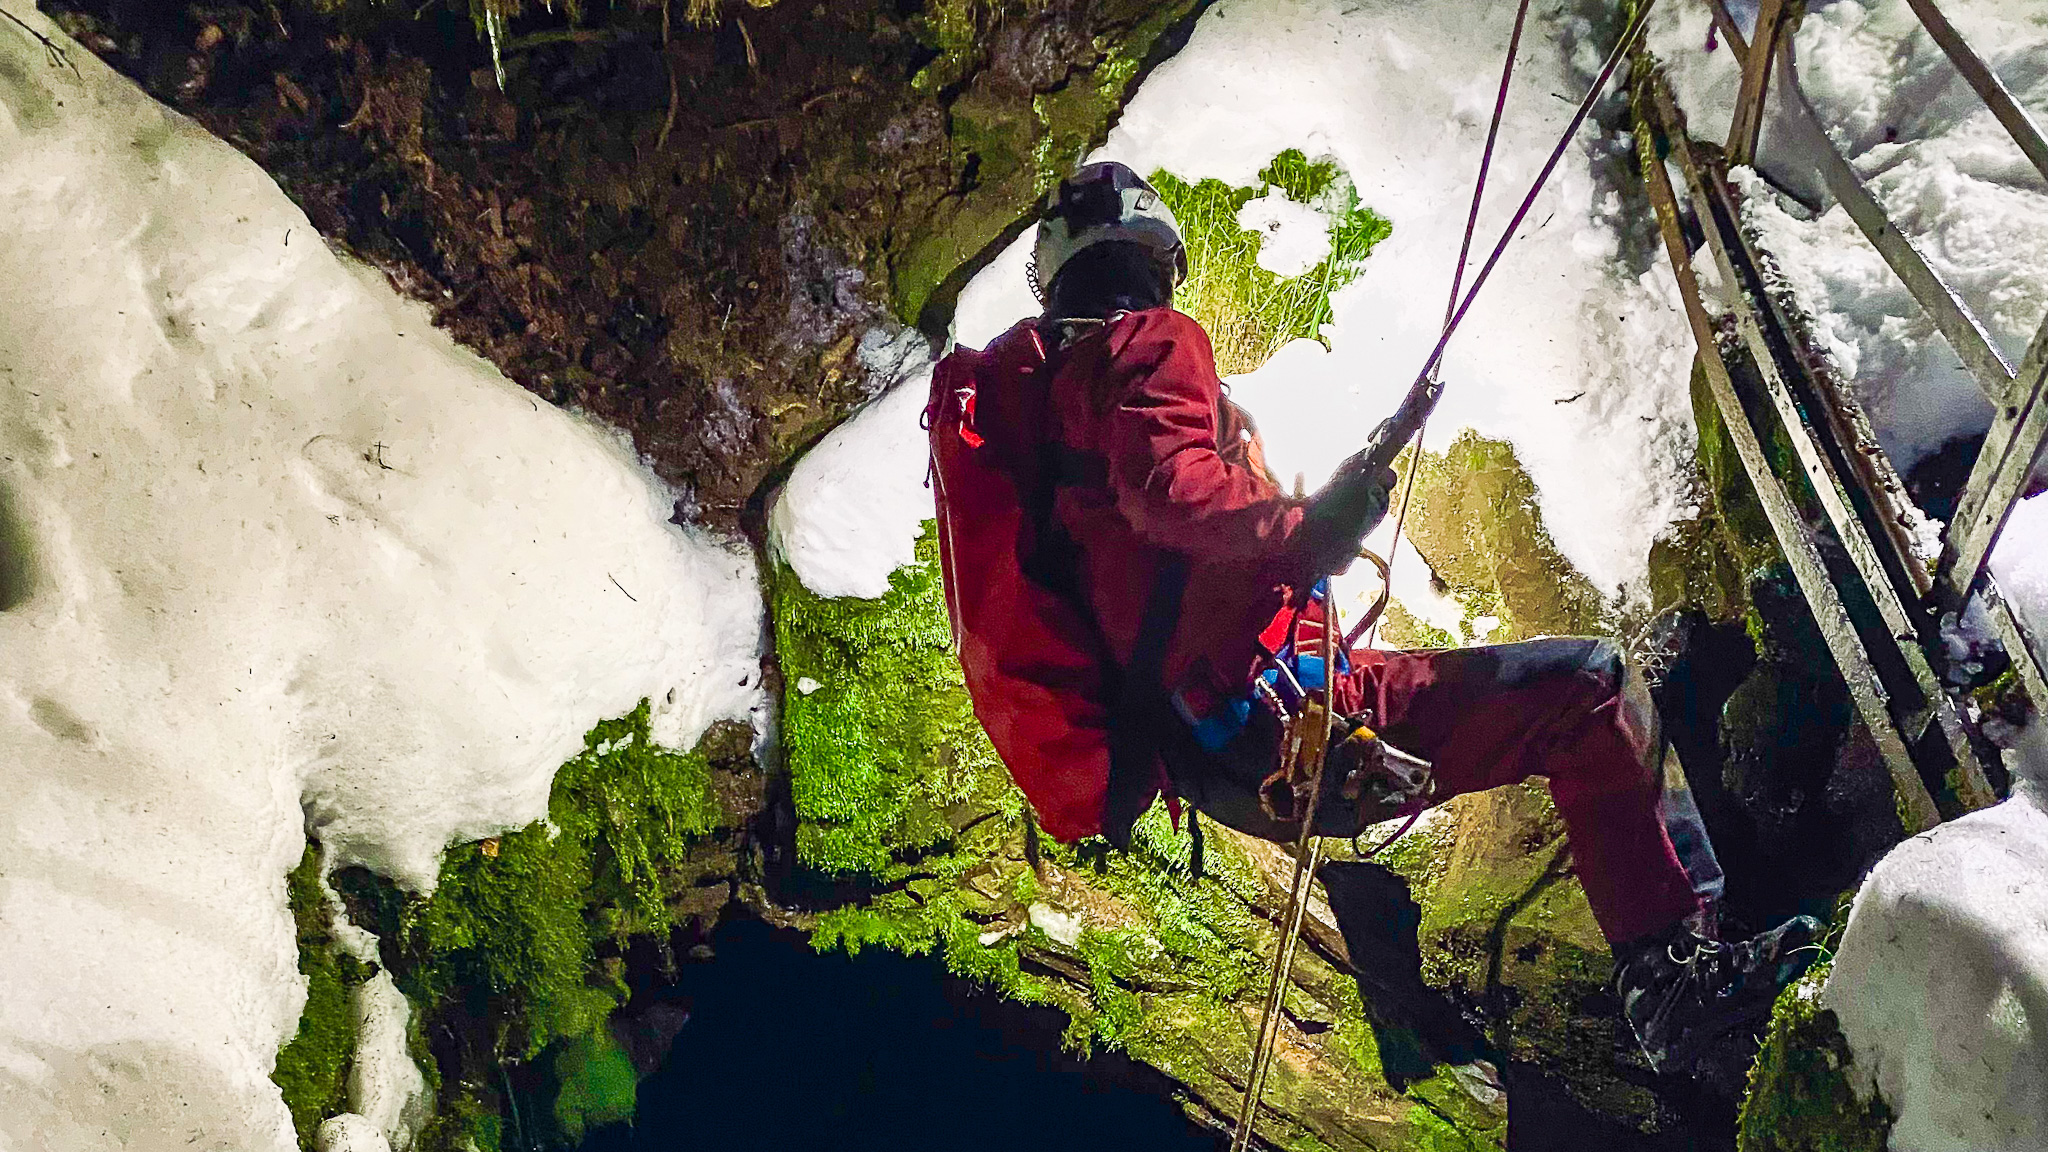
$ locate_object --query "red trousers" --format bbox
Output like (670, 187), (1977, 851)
(1161, 637), (1706, 946)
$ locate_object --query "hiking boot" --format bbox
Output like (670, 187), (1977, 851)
(1612, 914), (1826, 1073)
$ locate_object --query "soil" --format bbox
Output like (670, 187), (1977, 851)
(44, 0), (1208, 535)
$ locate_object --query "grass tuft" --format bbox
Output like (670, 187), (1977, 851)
(1154, 149), (1391, 376)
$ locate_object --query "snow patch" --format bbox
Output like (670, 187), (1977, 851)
(770, 328), (936, 599)
(1826, 723), (2048, 1151)
(1028, 902), (1086, 948)
(1992, 493), (2048, 648)
(0, 16), (762, 1150)
(1660, 0), (2048, 479)
(1236, 192), (1335, 277)
(315, 1113), (393, 1152)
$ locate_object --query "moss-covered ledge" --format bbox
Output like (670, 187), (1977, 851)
(1736, 960), (1892, 1152)
(277, 705), (762, 1151)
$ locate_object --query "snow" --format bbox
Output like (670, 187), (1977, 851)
(768, 328), (936, 599)
(0, 14), (762, 1152)
(1236, 192), (1335, 277)
(955, 0), (1703, 604)
(315, 1114), (393, 1152)
(1652, 0), (2048, 477)
(1645, 5), (2048, 1144)
(323, 882), (428, 1146)
(1027, 902), (1086, 948)
(1825, 723), (2048, 1151)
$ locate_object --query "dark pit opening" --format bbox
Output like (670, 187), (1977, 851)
(576, 911), (1227, 1152)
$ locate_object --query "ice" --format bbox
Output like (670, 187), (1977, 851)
(0, 13), (762, 1150)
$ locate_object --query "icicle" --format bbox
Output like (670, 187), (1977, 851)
(484, 1), (508, 92)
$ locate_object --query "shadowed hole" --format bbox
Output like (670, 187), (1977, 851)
(0, 479), (34, 612)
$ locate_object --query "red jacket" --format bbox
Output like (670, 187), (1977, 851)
(929, 309), (1308, 840)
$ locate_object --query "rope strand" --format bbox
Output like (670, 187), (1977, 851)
(1229, 4), (1659, 1145)
(1369, 0), (1533, 648)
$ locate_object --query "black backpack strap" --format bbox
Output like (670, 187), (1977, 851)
(1101, 551), (1190, 847)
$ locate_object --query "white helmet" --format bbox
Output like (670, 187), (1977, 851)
(1030, 161), (1188, 301)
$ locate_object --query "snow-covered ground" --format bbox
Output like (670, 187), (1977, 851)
(0, 13), (762, 1152)
(782, 0), (1705, 636)
(1649, 0), (2048, 604)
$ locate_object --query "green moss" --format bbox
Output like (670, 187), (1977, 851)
(272, 843), (365, 1148)
(1399, 432), (1610, 642)
(775, 528), (1018, 878)
(399, 701), (722, 1062)
(546, 1031), (638, 1144)
(1152, 151), (1392, 376)
(337, 702), (743, 1152)
(1403, 1067), (1510, 1152)
(1736, 962), (1891, 1152)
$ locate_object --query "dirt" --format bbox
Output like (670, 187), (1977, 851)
(44, 0), (1207, 535)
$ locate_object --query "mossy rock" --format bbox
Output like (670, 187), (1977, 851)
(53, 0), (1210, 533)
(772, 529), (1503, 1149)
(543, 1031), (640, 1146)
(272, 843), (369, 1149)
(298, 705), (758, 1152)
(1398, 431), (1608, 642)
(1737, 962), (1892, 1152)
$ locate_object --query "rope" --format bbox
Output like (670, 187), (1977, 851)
(1230, 569), (1342, 1152)
(1369, 0), (1533, 649)
(1229, 3), (1659, 1145)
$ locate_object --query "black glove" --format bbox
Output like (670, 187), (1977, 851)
(1300, 457), (1398, 579)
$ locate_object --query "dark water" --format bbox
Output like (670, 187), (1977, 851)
(582, 914), (1227, 1152)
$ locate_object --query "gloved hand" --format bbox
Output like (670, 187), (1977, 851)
(1299, 456), (1398, 578)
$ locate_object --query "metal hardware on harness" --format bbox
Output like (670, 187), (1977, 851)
(1232, 572), (1339, 1152)
(1336, 725), (1434, 813)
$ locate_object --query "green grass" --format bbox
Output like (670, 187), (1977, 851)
(1154, 150), (1391, 375)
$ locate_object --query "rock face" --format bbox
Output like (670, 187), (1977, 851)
(46, 0), (1206, 531)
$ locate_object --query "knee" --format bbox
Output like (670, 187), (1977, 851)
(1580, 637), (1626, 691)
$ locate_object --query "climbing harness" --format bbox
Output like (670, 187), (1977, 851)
(1229, 1), (1659, 1144)
(1231, 571), (1342, 1152)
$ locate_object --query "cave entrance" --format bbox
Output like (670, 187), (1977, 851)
(571, 911), (1227, 1152)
